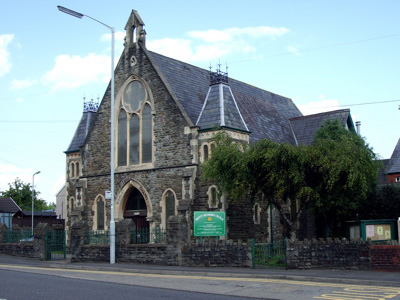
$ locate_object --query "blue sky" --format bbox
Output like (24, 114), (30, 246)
(1, 0), (399, 203)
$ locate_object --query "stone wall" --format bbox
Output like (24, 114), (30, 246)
(286, 238), (371, 270)
(181, 238), (252, 268)
(370, 244), (400, 272)
(70, 216), (251, 267)
(0, 223), (53, 260)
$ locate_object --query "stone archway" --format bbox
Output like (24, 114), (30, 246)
(115, 179), (153, 228)
(123, 187), (149, 230)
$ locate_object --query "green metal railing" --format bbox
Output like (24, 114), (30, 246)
(4, 230), (33, 243)
(85, 230), (110, 244)
(45, 230), (66, 261)
(131, 228), (166, 244)
(252, 238), (287, 269)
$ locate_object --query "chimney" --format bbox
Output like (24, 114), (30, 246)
(355, 121), (361, 135)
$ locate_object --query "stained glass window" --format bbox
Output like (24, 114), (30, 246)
(118, 109), (127, 166)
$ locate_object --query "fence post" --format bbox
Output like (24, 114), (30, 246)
(251, 238), (255, 269)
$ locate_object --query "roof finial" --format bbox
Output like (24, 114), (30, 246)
(209, 62), (229, 86)
(83, 94), (99, 113)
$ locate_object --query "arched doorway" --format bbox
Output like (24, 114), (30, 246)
(123, 188), (150, 231)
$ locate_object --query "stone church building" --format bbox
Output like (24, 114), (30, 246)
(64, 10), (355, 244)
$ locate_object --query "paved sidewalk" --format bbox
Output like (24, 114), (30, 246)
(0, 253), (399, 287)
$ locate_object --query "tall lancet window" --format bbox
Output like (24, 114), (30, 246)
(117, 78), (153, 166)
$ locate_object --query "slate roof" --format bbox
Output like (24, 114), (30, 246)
(65, 111), (96, 153)
(149, 51), (302, 144)
(387, 139), (400, 174)
(378, 159), (391, 183)
(15, 210), (57, 217)
(0, 197), (21, 213)
(289, 109), (354, 146)
(196, 82), (249, 132)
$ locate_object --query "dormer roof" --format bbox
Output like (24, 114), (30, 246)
(196, 70), (249, 133)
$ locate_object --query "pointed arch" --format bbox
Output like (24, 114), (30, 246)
(160, 189), (177, 230)
(115, 179), (153, 223)
(93, 194), (107, 231)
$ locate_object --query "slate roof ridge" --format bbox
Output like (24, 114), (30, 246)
(289, 108), (350, 121)
(147, 50), (293, 102)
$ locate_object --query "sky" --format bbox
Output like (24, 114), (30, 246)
(1, 0), (399, 204)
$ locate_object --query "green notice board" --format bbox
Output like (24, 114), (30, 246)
(194, 211), (226, 237)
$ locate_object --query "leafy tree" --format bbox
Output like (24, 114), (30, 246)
(360, 184), (400, 220)
(1, 178), (52, 211)
(310, 120), (380, 236)
(202, 134), (314, 239)
(202, 120), (380, 239)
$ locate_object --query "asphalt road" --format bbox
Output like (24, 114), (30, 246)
(0, 269), (263, 300)
(1, 264), (400, 300)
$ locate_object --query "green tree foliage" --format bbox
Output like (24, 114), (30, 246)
(360, 184), (400, 220)
(1, 178), (53, 211)
(310, 120), (380, 236)
(202, 120), (380, 239)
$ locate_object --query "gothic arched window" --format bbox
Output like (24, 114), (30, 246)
(208, 186), (219, 208)
(97, 198), (105, 230)
(117, 79), (153, 166)
(165, 191), (175, 221)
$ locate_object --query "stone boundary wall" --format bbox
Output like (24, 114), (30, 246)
(0, 223), (54, 260)
(70, 217), (251, 267)
(370, 245), (400, 272)
(286, 238), (371, 270)
(181, 239), (252, 268)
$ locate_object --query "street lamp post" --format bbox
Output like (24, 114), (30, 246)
(32, 171), (40, 237)
(57, 5), (116, 264)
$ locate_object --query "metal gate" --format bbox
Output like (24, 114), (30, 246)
(45, 230), (66, 261)
(252, 239), (287, 269)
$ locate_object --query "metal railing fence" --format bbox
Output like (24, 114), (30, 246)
(4, 230), (33, 243)
(131, 228), (166, 244)
(85, 230), (110, 244)
(252, 238), (287, 269)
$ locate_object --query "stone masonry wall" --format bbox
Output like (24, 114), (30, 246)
(181, 238), (252, 268)
(287, 239), (371, 270)
(0, 223), (54, 260)
(70, 216), (251, 267)
(79, 43), (196, 231)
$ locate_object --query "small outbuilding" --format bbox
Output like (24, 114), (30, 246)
(0, 197), (22, 229)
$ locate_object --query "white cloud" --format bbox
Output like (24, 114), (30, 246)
(101, 31), (125, 43)
(188, 26), (289, 43)
(0, 163), (36, 194)
(42, 53), (109, 91)
(147, 25), (288, 64)
(10, 78), (38, 90)
(52, 175), (66, 196)
(287, 45), (300, 56)
(298, 95), (341, 116)
(0, 34), (14, 77)
(101, 31), (125, 54)
(147, 38), (194, 61)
